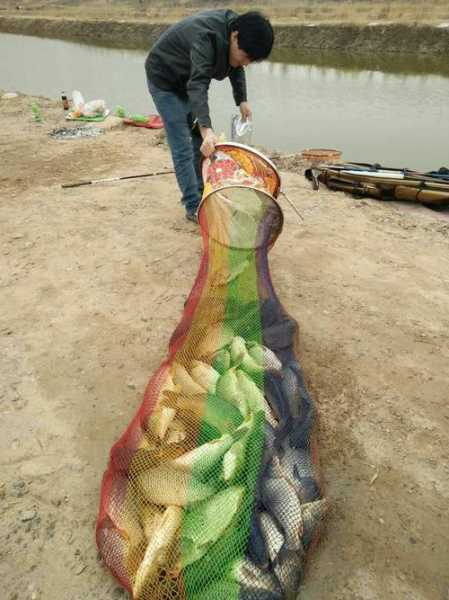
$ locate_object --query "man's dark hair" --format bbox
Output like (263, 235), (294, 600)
(232, 11), (274, 61)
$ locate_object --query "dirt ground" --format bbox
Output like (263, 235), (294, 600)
(1, 92), (448, 600)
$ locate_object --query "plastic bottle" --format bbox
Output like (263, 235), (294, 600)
(61, 91), (69, 111)
(31, 102), (43, 123)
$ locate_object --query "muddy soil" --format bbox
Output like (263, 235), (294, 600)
(1, 92), (448, 600)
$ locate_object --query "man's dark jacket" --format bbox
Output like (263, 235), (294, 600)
(145, 9), (247, 129)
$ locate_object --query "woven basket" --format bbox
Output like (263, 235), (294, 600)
(301, 148), (342, 164)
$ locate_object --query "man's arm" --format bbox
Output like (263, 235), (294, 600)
(187, 36), (220, 156)
(229, 67), (247, 107)
(187, 36), (215, 129)
(229, 67), (252, 121)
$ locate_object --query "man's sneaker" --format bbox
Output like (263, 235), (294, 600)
(185, 210), (198, 223)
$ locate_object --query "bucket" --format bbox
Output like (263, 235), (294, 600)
(301, 148), (342, 165)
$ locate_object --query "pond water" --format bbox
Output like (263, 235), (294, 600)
(1, 33), (448, 171)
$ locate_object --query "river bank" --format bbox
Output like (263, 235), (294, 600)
(1, 14), (449, 54)
(1, 91), (449, 599)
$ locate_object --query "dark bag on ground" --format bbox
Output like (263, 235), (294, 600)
(305, 162), (449, 208)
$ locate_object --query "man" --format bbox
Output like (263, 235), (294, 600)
(145, 10), (274, 222)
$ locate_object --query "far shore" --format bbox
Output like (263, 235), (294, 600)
(1, 14), (449, 55)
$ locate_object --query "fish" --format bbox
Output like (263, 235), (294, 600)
(216, 367), (249, 419)
(106, 483), (145, 550)
(240, 589), (283, 600)
(277, 442), (321, 503)
(211, 347), (231, 374)
(138, 505), (163, 541)
(277, 382), (315, 450)
(301, 499), (328, 548)
(260, 421), (278, 471)
(295, 476), (321, 504)
(235, 369), (267, 417)
(255, 423), (278, 503)
(146, 405), (176, 440)
(265, 362), (316, 451)
(223, 431), (249, 482)
(273, 549), (303, 600)
(112, 446), (183, 475)
(230, 336), (248, 366)
(286, 414), (314, 450)
(190, 360), (220, 392)
(264, 421), (277, 449)
(233, 557), (283, 600)
(247, 509), (270, 567)
(279, 443), (315, 481)
(264, 370), (291, 423)
(190, 577), (282, 600)
(263, 455), (282, 480)
(189, 580), (240, 600)
(247, 342), (282, 372)
(133, 506), (182, 599)
(172, 361), (205, 395)
(280, 362), (315, 431)
(279, 365), (301, 419)
(287, 362), (310, 403)
(261, 394), (279, 428)
(171, 432), (236, 475)
(195, 322), (235, 358)
(261, 477), (303, 551)
(258, 511), (284, 563)
(137, 464), (214, 506)
(182, 486), (244, 567)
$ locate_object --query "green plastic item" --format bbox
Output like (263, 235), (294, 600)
(115, 106), (148, 123)
(129, 114), (149, 124)
(31, 102), (43, 123)
(66, 113), (108, 122)
(115, 105), (127, 118)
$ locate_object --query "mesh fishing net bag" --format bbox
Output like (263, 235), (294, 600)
(97, 143), (327, 600)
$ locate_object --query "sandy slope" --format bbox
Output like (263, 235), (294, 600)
(1, 92), (448, 600)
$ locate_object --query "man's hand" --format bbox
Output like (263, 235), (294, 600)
(239, 102), (252, 121)
(200, 127), (218, 157)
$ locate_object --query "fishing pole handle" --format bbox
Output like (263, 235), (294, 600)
(62, 176), (119, 189)
(61, 181), (92, 189)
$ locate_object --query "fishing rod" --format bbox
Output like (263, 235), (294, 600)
(280, 191), (304, 223)
(61, 169), (174, 189)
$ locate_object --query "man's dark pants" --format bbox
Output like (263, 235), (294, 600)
(148, 79), (204, 216)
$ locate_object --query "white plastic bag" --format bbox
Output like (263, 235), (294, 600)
(83, 99), (106, 117)
(231, 114), (253, 145)
(72, 89), (85, 111)
(71, 90), (106, 116)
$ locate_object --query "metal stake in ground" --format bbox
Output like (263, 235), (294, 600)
(61, 170), (174, 189)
